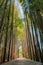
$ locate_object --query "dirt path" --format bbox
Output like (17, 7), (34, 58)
(1, 59), (43, 65)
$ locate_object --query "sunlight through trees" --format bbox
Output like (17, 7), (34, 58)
(0, 0), (43, 64)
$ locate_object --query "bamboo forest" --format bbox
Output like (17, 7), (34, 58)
(0, 0), (43, 65)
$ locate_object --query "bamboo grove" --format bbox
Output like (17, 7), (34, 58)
(0, 0), (14, 63)
(0, 0), (43, 64)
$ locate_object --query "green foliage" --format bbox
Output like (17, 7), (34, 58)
(0, 0), (43, 63)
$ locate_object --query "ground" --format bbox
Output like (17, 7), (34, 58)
(1, 58), (43, 65)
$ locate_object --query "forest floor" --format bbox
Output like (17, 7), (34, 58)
(1, 58), (43, 65)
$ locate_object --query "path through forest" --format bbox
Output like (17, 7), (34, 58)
(1, 59), (43, 65)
